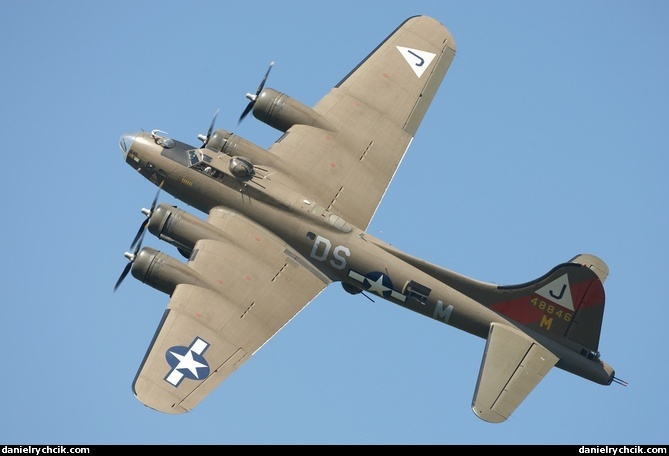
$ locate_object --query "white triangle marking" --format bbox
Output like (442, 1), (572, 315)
(396, 46), (436, 78)
(535, 274), (575, 311)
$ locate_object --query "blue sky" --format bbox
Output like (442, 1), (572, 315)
(1, 0), (667, 445)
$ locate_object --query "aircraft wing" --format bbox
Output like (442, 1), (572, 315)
(132, 208), (329, 413)
(268, 15), (456, 229)
(472, 322), (559, 423)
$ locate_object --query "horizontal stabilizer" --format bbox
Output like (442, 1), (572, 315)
(472, 323), (558, 423)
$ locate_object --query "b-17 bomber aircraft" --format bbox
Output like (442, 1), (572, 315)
(115, 15), (626, 423)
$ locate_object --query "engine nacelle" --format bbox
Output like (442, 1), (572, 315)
(205, 129), (269, 165)
(130, 247), (212, 296)
(253, 88), (335, 133)
(147, 203), (230, 258)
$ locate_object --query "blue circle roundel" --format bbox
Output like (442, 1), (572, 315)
(164, 337), (211, 387)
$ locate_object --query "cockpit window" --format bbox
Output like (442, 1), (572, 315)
(188, 150), (199, 166)
(187, 150), (225, 182)
(188, 150), (213, 166)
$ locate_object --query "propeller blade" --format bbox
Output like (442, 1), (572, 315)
(113, 246), (142, 292)
(129, 181), (163, 249)
(129, 218), (148, 250)
(238, 61), (274, 125)
(115, 181), (163, 292)
(149, 180), (163, 211)
(114, 261), (133, 292)
(199, 108), (220, 146)
(238, 102), (254, 124)
(256, 60), (274, 94)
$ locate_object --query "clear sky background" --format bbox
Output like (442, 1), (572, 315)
(1, 1), (667, 445)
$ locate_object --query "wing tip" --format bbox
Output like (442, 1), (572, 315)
(471, 405), (508, 423)
(133, 377), (190, 414)
(405, 14), (456, 51)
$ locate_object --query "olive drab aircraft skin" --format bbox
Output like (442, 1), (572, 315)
(115, 15), (626, 423)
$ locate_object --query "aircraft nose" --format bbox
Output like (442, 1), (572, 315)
(119, 132), (138, 159)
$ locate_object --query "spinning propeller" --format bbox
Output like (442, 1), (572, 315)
(113, 237), (143, 292)
(238, 61), (274, 124)
(114, 181), (163, 292)
(198, 108), (220, 147)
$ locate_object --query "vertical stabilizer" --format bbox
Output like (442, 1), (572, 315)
(487, 256), (608, 353)
(569, 254), (609, 284)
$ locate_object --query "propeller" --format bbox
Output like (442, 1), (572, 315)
(238, 61), (274, 124)
(130, 181), (163, 249)
(114, 181), (163, 292)
(198, 108), (220, 147)
(113, 239), (143, 292)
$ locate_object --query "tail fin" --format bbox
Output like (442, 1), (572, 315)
(569, 253), (609, 284)
(488, 254), (608, 353)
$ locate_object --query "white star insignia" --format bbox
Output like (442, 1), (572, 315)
(366, 275), (390, 295)
(170, 349), (207, 378)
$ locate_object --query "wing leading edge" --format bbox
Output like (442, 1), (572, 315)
(132, 208), (328, 413)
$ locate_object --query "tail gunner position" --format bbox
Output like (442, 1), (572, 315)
(115, 15), (625, 423)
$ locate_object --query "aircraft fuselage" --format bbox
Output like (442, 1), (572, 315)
(120, 130), (615, 387)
